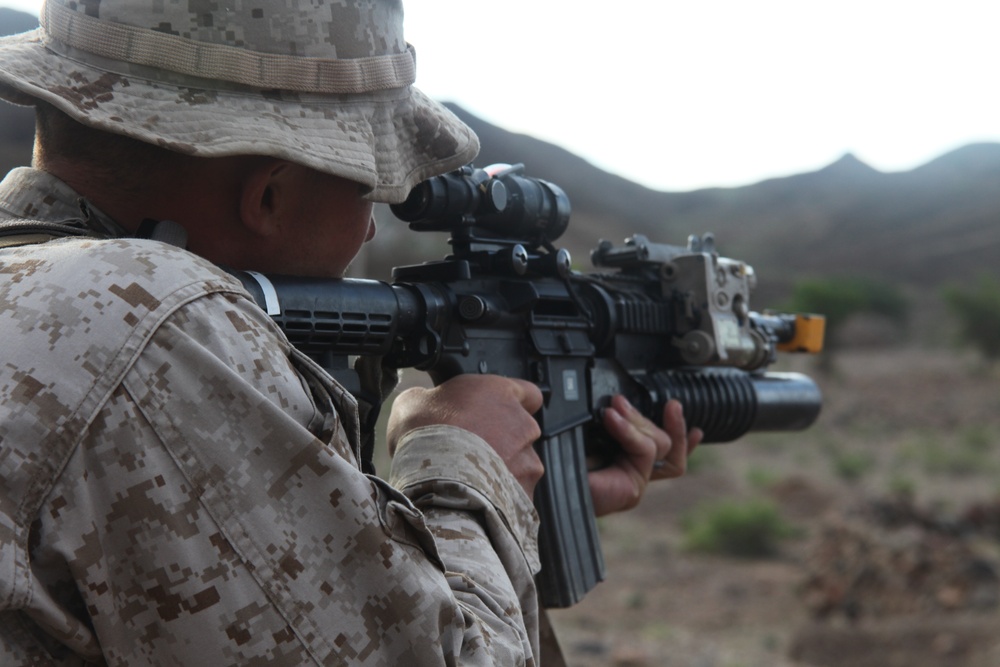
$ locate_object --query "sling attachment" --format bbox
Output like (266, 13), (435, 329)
(135, 218), (188, 249)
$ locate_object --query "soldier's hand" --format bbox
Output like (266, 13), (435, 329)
(387, 375), (545, 498)
(588, 397), (702, 516)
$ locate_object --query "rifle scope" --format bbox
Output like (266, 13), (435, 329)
(391, 163), (571, 246)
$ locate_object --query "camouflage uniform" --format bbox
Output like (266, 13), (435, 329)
(0, 168), (542, 665)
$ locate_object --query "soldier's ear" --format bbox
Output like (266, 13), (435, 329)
(239, 159), (294, 237)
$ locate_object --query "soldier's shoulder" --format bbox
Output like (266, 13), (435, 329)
(5, 236), (242, 301)
(2, 236), (251, 353)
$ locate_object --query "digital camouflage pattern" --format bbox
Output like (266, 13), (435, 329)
(0, 0), (478, 203)
(0, 168), (541, 665)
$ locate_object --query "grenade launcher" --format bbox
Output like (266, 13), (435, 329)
(230, 163), (825, 608)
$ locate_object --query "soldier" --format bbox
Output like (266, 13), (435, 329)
(0, 0), (700, 664)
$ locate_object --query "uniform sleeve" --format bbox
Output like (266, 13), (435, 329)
(11, 290), (541, 667)
(390, 426), (543, 663)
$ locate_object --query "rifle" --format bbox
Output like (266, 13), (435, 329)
(229, 163), (825, 608)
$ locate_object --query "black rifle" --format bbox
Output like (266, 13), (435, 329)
(230, 163), (824, 608)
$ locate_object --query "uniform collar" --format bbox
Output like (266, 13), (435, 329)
(0, 166), (128, 237)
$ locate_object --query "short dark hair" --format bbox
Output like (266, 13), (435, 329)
(34, 101), (187, 191)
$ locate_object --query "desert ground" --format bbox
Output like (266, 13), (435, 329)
(545, 345), (1000, 667)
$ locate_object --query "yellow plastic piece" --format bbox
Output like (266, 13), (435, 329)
(778, 314), (825, 353)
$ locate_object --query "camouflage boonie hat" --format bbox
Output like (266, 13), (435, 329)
(0, 0), (478, 203)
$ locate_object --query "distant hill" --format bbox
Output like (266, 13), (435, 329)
(0, 7), (37, 34)
(445, 103), (1000, 299)
(0, 8), (38, 175)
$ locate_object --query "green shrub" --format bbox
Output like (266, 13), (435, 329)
(785, 276), (909, 339)
(684, 445), (722, 474)
(746, 467), (780, 489)
(899, 430), (998, 477)
(682, 499), (797, 558)
(887, 474), (916, 498)
(942, 273), (1000, 362)
(960, 424), (995, 453)
(832, 450), (875, 482)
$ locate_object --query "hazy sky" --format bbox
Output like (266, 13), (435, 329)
(4, 0), (999, 191)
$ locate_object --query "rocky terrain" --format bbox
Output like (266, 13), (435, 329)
(545, 347), (1000, 666)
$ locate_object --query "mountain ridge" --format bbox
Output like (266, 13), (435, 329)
(443, 102), (1000, 297)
